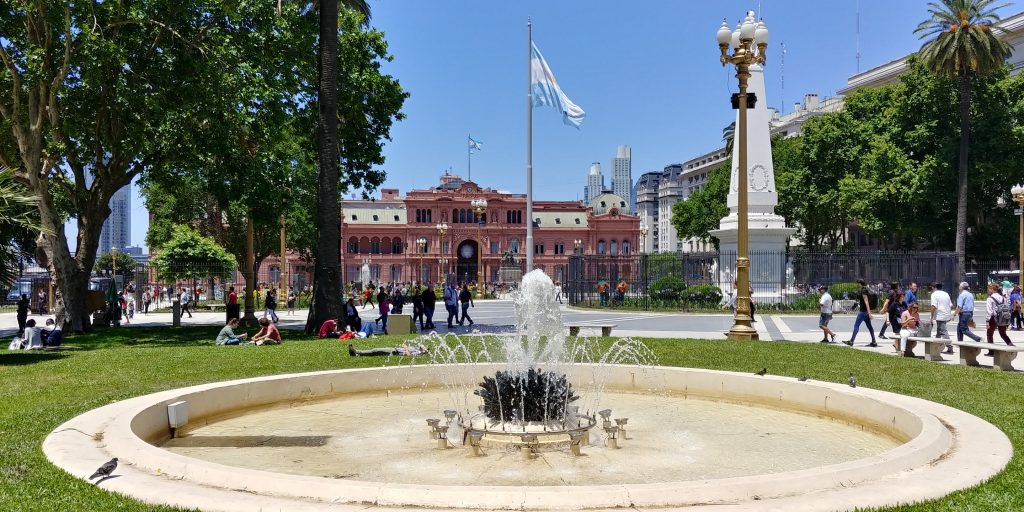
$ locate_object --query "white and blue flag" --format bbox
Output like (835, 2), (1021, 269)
(468, 136), (483, 151)
(530, 41), (586, 128)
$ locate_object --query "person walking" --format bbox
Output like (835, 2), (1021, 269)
(843, 279), (877, 347)
(264, 288), (279, 323)
(375, 288), (390, 334)
(954, 281), (982, 343)
(930, 282), (954, 354)
(422, 283), (437, 329)
(555, 281), (564, 304)
(180, 287), (193, 318)
(37, 289), (47, 314)
(226, 286), (240, 322)
(985, 283), (1015, 356)
(142, 288), (152, 315)
(458, 284), (475, 326)
(15, 293), (29, 336)
(877, 282), (902, 341)
(286, 286), (296, 315)
(818, 285), (836, 343)
(412, 284), (425, 330)
(1010, 284), (1023, 331)
(363, 284), (375, 310)
(443, 282), (459, 328)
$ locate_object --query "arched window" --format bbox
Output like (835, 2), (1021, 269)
(510, 238), (520, 253)
(392, 239), (403, 254)
(459, 209), (467, 224)
(347, 237), (359, 254)
(415, 209), (421, 223)
(370, 238), (381, 254)
(381, 237), (392, 254)
(453, 208), (459, 223)
(506, 210), (511, 224)
(610, 240), (618, 256)
(427, 209), (432, 222)
(598, 240), (606, 255)
(622, 240), (630, 255)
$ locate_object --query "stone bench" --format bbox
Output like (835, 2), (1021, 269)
(206, 303), (225, 311)
(906, 336), (951, 361)
(566, 324), (616, 337)
(952, 341), (1024, 371)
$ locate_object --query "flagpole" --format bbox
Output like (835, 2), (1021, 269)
(467, 134), (472, 181)
(526, 17), (534, 273)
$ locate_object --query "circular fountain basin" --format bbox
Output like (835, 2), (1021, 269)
(44, 365), (1011, 511)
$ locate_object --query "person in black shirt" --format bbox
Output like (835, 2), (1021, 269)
(843, 279), (877, 347)
(16, 294), (29, 336)
(411, 285), (425, 330)
(421, 284), (437, 329)
(458, 284), (474, 326)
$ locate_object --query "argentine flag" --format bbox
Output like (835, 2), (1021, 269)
(468, 136), (483, 151)
(531, 41), (586, 128)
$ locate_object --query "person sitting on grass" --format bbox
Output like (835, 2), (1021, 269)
(41, 318), (62, 347)
(216, 318), (249, 345)
(252, 317), (281, 345)
(318, 317), (341, 338)
(348, 343), (429, 357)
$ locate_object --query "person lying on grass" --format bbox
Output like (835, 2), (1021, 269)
(252, 317), (281, 345)
(348, 343), (429, 357)
(216, 318), (249, 345)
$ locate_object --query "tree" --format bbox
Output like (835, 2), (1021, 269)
(0, 166), (41, 286)
(93, 251), (139, 281)
(722, 122), (735, 154)
(915, 0), (1013, 278)
(151, 226), (237, 285)
(670, 162), (730, 249)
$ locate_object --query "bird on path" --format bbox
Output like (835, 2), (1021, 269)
(797, 375), (809, 382)
(89, 458), (118, 481)
(848, 373), (857, 388)
(755, 368), (767, 376)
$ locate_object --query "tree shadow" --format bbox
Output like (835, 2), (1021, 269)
(0, 351), (67, 366)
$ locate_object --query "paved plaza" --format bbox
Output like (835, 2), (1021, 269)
(6, 298), (1019, 370)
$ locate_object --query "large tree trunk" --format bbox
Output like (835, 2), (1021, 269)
(307, 0), (342, 334)
(955, 71), (971, 280)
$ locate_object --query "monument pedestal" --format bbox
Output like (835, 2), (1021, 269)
(710, 215), (796, 303)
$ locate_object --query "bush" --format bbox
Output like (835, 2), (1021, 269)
(680, 284), (722, 306)
(650, 275), (685, 301)
(789, 292), (822, 311)
(829, 282), (861, 300)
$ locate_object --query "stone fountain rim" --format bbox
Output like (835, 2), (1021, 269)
(43, 364), (1012, 511)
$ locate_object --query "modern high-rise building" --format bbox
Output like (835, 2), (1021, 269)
(584, 163), (604, 203)
(611, 145), (632, 213)
(99, 185), (131, 251)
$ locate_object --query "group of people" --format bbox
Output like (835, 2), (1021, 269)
(595, 280), (629, 307)
(818, 279), (1017, 357)
(215, 317), (281, 346)
(8, 317), (62, 350)
(318, 281), (478, 338)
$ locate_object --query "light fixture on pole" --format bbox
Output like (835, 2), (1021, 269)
(1011, 184), (1024, 280)
(436, 223), (449, 283)
(717, 12), (768, 341)
(471, 199), (488, 298)
(639, 224), (649, 255)
(417, 237), (428, 284)
(573, 239), (582, 255)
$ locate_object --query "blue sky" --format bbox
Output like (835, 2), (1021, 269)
(112, 0), (1018, 252)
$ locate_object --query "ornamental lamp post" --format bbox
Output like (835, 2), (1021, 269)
(639, 224), (649, 255)
(417, 237), (428, 284)
(717, 12), (768, 341)
(471, 199), (488, 298)
(436, 223), (449, 283)
(573, 239), (582, 255)
(1011, 184), (1024, 282)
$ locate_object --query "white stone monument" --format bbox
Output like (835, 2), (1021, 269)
(709, 63), (796, 301)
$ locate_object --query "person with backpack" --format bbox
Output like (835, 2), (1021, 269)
(877, 282), (901, 341)
(443, 282), (459, 328)
(263, 288), (279, 324)
(880, 283), (906, 353)
(1010, 284), (1023, 331)
(843, 279), (877, 347)
(458, 283), (475, 326)
(985, 283), (1015, 356)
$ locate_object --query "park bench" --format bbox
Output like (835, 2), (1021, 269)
(905, 336), (950, 361)
(566, 323), (616, 337)
(952, 341), (1024, 371)
(206, 303), (225, 312)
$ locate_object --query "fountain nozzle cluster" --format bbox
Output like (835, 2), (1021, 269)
(427, 418), (449, 449)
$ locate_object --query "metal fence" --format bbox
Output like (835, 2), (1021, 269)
(567, 251), (1016, 311)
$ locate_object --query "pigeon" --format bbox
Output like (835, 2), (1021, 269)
(797, 375), (809, 382)
(847, 373), (857, 388)
(755, 368), (767, 376)
(89, 458), (118, 480)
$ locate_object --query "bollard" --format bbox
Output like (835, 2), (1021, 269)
(172, 299), (181, 327)
(569, 432), (584, 456)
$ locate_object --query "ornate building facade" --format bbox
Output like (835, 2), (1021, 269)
(339, 174), (639, 286)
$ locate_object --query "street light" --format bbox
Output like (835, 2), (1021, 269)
(1011, 184), (1024, 281)
(471, 199), (488, 298)
(417, 237), (428, 284)
(573, 239), (582, 255)
(717, 11), (768, 341)
(639, 224), (649, 255)
(436, 223), (449, 283)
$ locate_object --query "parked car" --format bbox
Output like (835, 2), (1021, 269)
(5, 278), (33, 304)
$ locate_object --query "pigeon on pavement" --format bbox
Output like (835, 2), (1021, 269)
(848, 373), (857, 388)
(89, 458), (118, 480)
(797, 375), (809, 382)
(755, 368), (767, 376)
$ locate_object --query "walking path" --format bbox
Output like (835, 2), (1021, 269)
(4, 300), (1020, 370)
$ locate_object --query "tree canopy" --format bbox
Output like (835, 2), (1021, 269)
(151, 226), (237, 283)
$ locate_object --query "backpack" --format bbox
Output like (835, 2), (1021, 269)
(996, 296), (1012, 326)
(865, 289), (878, 310)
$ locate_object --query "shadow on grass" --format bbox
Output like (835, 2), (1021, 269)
(0, 351), (67, 366)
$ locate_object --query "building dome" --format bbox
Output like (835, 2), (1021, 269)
(589, 192), (628, 215)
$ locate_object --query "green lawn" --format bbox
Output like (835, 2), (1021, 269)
(1, 327), (1022, 511)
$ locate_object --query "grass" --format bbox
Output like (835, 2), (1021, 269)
(2, 327), (1023, 511)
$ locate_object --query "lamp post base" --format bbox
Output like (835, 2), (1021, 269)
(726, 323), (759, 341)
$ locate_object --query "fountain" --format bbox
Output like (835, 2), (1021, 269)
(43, 270), (1014, 511)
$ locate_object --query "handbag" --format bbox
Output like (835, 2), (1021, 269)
(968, 319), (976, 329)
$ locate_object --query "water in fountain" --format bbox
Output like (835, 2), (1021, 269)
(423, 270), (658, 440)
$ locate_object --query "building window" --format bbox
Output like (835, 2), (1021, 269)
(392, 239), (402, 254)
(555, 218), (561, 224)
(574, 218), (581, 225)
(370, 240), (381, 254)
(622, 240), (630, 255)
(610, 240), (618, 256)
(348, 238), (358, 254)
(453, 208), (459, 223)
(490, 241), (499, 254)
(554, 243), (565, 255)
(415, 210), (421, 223)
(510, 238), (520, 253)
(351, 214), (358, 221)
(372, 214), (379, 222)
(394, 215), (400, 222)
(598, 240), (606, 255)
(427, 209), (432, 222)
(535, 244), (545, 254)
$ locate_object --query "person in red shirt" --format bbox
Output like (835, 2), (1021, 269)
(252, 317), (282, 345)
(226, 286), (240, 322)
(318, 317), (341, 338)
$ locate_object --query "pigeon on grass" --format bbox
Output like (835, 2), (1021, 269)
(755, 368), (767, 376)
(89, 458), (118, 481)
(848, 373), (857, 388)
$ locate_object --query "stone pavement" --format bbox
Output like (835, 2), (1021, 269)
(3, 299), (1021, 371)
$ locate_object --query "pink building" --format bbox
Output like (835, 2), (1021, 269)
(337, 174), (640, 286)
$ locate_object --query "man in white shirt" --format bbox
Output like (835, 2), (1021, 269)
(818, 285), (836, 344)
(930, 282), (954, 354)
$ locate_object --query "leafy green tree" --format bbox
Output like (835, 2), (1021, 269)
(670, 162), (730, 249)
(151, 226), (237, 284)
(0, 166), (41, 286)
(722, 122), (735, 154)
(915, 0), (1014, 277)
(93, 251), (139, 281)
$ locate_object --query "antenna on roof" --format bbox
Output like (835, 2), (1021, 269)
(780, 42), (786, 115)
(856, 0), (862, 73)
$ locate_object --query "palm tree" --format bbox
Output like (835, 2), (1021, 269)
(722, 121), (735, 154)
(915, 0), (1012, 279)
(309, 0), (371, 333)
(0, 166), (42, 286)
